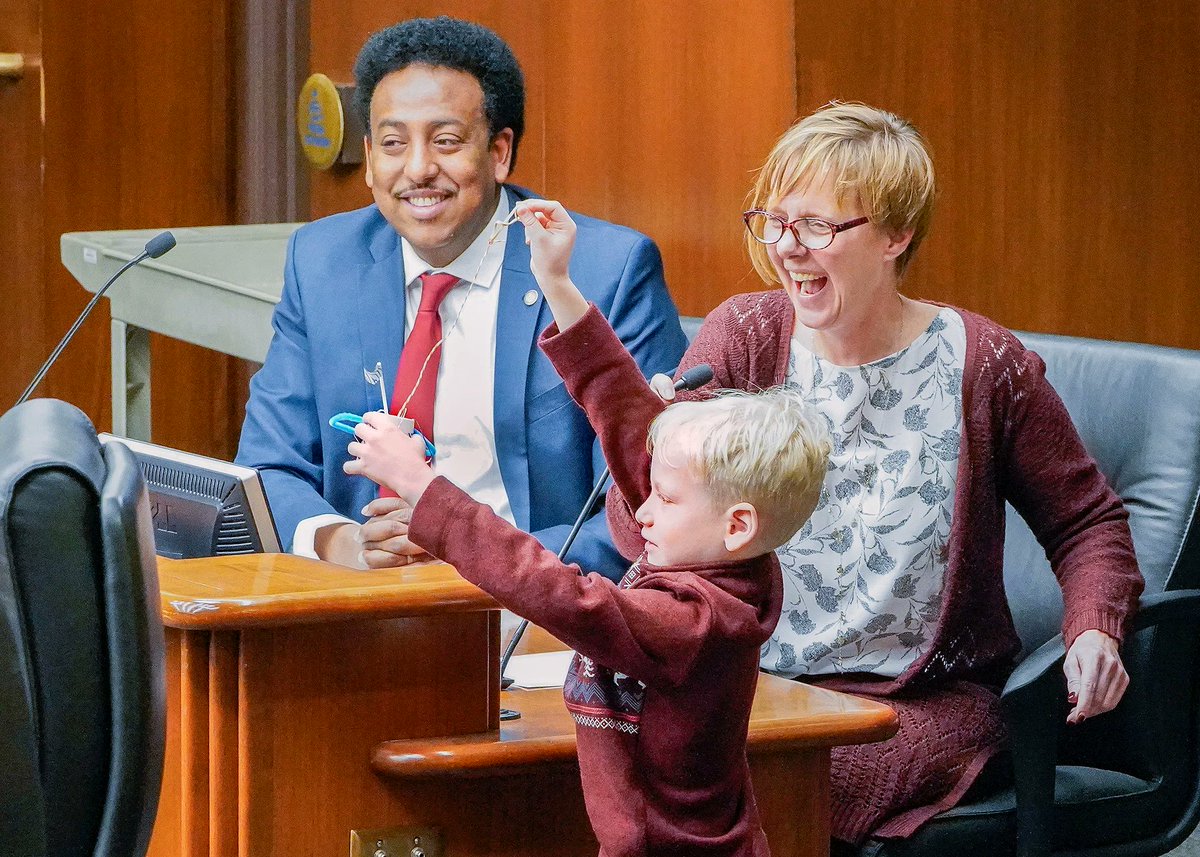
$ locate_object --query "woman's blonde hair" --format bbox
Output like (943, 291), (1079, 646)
(746, 101), (935, 282)
(647, 386), (830, 550)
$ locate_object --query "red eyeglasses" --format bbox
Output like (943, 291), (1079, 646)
(742, 210), (869, 250)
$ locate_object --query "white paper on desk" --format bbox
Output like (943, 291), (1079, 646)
(504, 650), (575, 688)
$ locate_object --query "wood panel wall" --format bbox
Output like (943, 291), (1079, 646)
(29, 0), (243, 457)
(798, 0), (1200, 348)
(306, 0), (798, 318)
(7, 1), (1198, 460)
(307, 1), (1200, 349)
(0, 0), (44, 407)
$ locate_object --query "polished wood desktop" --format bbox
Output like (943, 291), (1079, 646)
(147, 554), (896, 857)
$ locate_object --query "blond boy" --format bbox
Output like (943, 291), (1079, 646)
(347, 200), (829, 857)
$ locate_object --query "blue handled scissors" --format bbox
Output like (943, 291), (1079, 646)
(329, 412), (436, 458)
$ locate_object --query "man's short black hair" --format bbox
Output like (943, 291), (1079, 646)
(353, 16), (526, 172)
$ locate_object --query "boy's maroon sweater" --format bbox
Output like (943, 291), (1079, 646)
(409, 305), (783, 857)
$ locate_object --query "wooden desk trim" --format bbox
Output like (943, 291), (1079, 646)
(372, 675), (898, 779)
(157, 554), (497, 629)
(149, 554), (895, 857)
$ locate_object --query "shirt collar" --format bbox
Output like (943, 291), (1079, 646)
(400, 188), (510, 290)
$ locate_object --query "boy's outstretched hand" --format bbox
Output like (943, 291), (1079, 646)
(343, 412), (437, 506)
(514, 199), (589, 331)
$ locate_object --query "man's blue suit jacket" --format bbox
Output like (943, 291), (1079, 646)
(236, 186), (687, 579)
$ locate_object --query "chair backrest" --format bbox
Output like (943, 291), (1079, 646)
(1000, 333), (1200, 849)
(0, 399), (164, 857)
(1002, 332), (1200, 653)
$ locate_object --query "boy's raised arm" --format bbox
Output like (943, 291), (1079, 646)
(514, 201), (590, 332)
(515, 201), (667, 512)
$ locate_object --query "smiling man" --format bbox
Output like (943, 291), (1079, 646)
(236, 17), (687, 578)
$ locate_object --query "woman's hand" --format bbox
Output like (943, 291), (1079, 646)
(514, 199), (589, 330)
(343, 412), (437, 507)
(1063, 629), (1129, 724)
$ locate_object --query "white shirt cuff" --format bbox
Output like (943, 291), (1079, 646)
(292, 513), (356, 559)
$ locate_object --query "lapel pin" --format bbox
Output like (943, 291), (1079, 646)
(523, 289), (540, 307)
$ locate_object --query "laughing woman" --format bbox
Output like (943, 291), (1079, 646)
(661, 102), (1144, 847)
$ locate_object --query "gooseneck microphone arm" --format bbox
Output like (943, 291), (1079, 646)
(499, 362), (715, 687)
(16, 231), (176, 408)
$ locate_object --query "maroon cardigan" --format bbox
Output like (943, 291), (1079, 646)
(627, 290), (1144, 690)
(410, 305), (782, 856)
(601, 290), (1144, 841)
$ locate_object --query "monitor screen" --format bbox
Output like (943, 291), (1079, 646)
(99, 434), (281, 559)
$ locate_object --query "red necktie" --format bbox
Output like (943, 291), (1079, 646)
(384, 272), (459, 496)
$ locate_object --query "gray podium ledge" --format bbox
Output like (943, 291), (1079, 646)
(61, 224), (302, 440)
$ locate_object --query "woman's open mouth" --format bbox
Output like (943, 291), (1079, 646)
(791, 272), (828, 297)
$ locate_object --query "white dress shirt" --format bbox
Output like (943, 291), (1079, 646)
(293, 190), (516, 556)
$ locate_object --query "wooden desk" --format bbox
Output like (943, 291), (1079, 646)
(148, 554), (896, 857)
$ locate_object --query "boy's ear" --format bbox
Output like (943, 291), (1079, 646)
(724, 503), (759, 553)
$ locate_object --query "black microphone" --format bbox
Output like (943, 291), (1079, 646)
(674, 363), (715, 393)
(498, 363), (715, 702)
(16, 231), (176, 407)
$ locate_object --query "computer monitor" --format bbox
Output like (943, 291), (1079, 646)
(100, 434), (281, 559)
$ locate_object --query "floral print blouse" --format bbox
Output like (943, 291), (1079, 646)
(764, 308), (967, 677)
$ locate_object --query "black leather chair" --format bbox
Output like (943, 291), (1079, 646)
(0, 399), (165, 857)
(842, 332), (1200, 857)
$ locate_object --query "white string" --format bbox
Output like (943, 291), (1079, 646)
(394, 211), (523, 421)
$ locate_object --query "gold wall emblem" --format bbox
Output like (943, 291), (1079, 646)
(297, 73), (344, 171)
